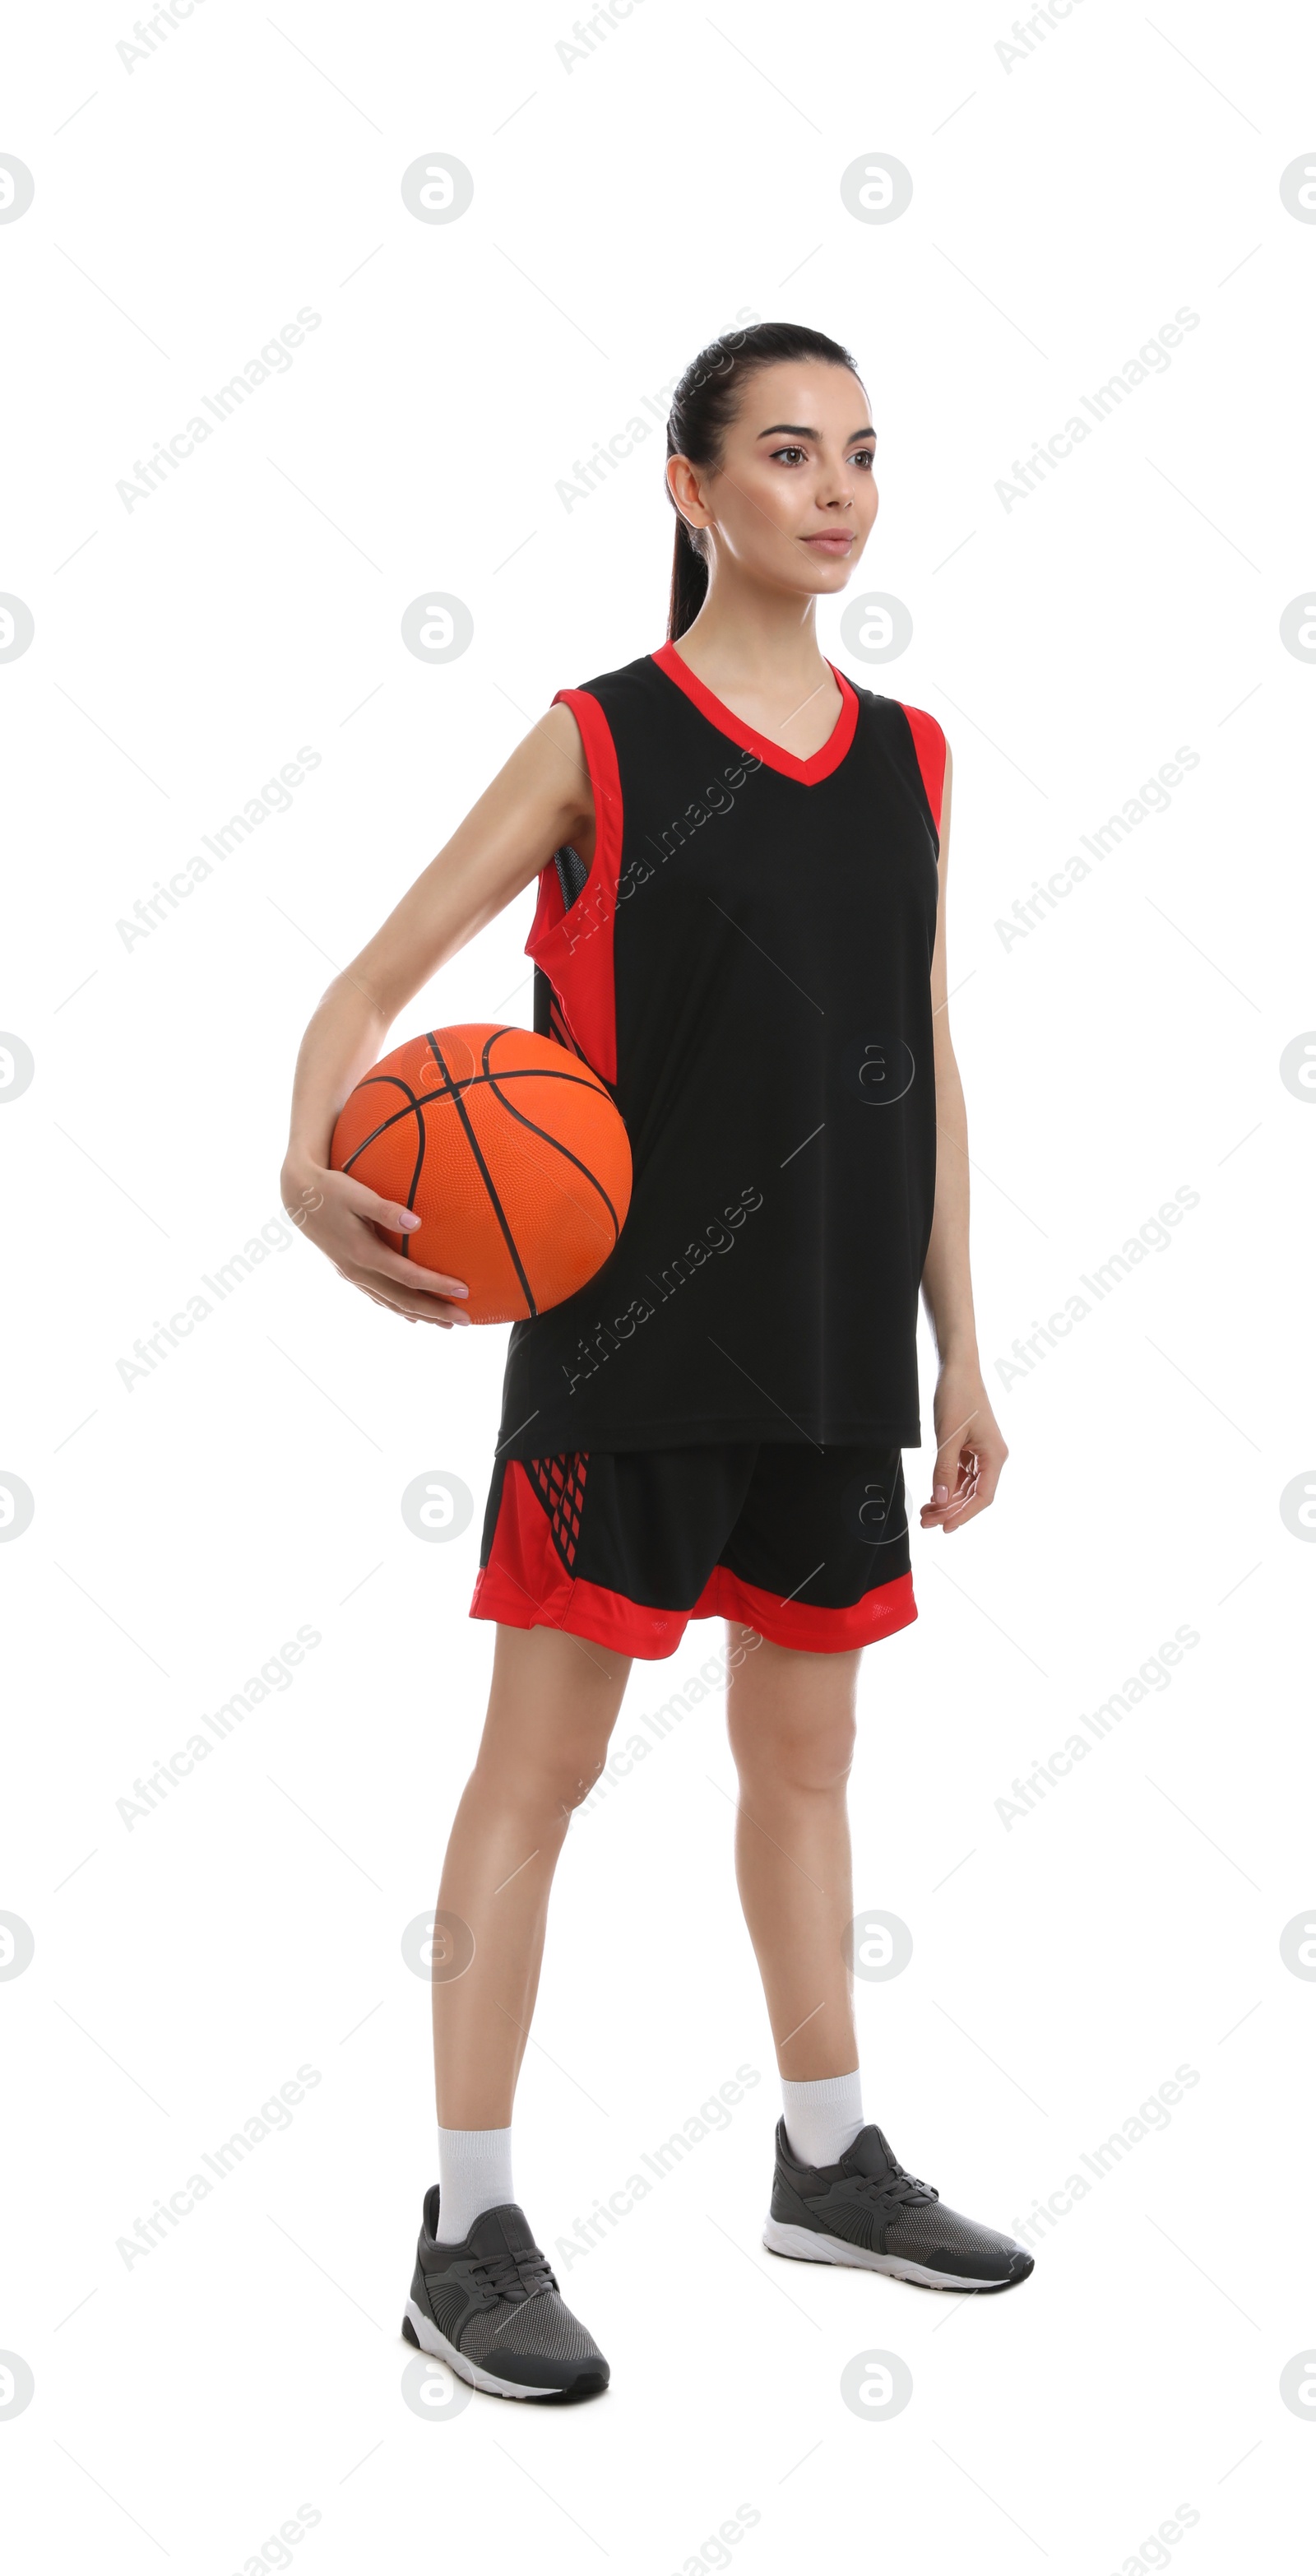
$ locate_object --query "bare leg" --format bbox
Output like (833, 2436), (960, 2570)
(432, 1623), (631, 2129)
(723, 1623), (861, 2080)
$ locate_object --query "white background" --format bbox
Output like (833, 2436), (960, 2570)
(2, 1), (1314, 2568)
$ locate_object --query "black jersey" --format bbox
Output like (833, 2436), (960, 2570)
(493, 643), (946, 1462)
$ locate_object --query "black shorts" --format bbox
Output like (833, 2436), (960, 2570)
(470, 1441), (915, 1661)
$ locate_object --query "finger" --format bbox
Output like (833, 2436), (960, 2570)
(342, 1268), (471, 1325)
(921, 1455), (969, 1521)
(374, 1291), (470, 1325)
(920, 1441), (980, 1527)
(334, 1172), (431, 1237)
(927, 1432), (968, 1514)
(331, 1177), (470, 1296)
(940, 1450), (1005, 1532)
(350, 1226), (470, 1301)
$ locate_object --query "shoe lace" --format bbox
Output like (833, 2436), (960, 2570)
(855, 2155), (938, 2211)
(470, 2244), (557, 2309)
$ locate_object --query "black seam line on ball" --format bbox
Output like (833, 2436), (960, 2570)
(340, 1071), (424, 1168)
(341, 1072), (426, 1182)
(339, 1054), (607, 1166)
(480, 1029), (622, 1244)
(403, 1104), (427, 1245)
(425, 1031), (538, 1317)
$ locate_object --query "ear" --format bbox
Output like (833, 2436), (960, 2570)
(666, 453), (712, 531)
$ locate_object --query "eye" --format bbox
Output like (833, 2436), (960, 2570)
(849, 448), (875, 471)
(768, 445), (809, 466)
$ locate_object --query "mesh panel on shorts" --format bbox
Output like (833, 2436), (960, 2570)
(884, 2201), (1013, 2264)
(527, 1453), (590, 1571)
(460, 2289), (603, 2369)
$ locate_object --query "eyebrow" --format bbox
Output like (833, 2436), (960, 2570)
(757, 421), (876, 442)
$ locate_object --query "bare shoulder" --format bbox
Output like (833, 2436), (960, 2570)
(517, 698), (595, 861)
(496, 700), (594, 847)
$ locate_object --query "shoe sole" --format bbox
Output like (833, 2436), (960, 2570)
(762, 2216), (1032, 2292)
(401, 2300), (608, 2402)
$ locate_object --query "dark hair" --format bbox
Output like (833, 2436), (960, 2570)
(665, 321), (860, 639)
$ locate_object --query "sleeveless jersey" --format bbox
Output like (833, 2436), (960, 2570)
(493, 643), (946, 1462)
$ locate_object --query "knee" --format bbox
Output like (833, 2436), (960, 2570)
(473, 1732), (611, 1827)
(546, 1743), (610, 1819)
(731, 1715), (856, 1798)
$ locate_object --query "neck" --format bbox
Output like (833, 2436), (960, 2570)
(673, 563), (828, 689)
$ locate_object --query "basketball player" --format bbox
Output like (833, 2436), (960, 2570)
(281, 324), (1029, 2403)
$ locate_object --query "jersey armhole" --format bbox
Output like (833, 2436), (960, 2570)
(897, 703), (947, 839)
(524, 688), (626, 1087)
(525, 689), (623, 950)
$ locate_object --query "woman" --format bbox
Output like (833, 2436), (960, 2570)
(280, 321), (1030, 2406)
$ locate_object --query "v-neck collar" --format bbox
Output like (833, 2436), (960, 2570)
(651, 640), (860, 785)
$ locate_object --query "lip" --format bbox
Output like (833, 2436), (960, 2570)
(800, 532), (855, 553)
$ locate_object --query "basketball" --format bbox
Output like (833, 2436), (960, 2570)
(329, 1023), (632, 1324)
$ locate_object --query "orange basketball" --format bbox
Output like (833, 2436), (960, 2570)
(329, 1023), (632, 1324)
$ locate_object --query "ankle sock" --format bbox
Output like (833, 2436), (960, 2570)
(781, 2069), (864, 2169)
(433, 2125), (515, 2244)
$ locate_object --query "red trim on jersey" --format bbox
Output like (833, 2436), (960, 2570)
(897, 703), (947, 836)
(469, 1460), (917, 1661)
(525, 689), (625, 1088)
(651, 640), (860, 786)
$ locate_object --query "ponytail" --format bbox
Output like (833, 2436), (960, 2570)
(664, 320), (858, 641)
(668, 516), (709, 643)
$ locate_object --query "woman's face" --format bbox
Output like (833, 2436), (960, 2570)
(669, 360), (878, 601)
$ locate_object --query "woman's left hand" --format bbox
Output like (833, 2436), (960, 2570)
(920, 1362), (1008, 1534)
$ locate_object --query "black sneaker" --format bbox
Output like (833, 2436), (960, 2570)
(401, 2188), (609, 2401)
(763, 2119), (1034, 2293)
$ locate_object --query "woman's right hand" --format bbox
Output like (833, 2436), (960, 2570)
(282, 1165), (471, 1326)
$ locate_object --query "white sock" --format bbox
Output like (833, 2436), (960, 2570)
(433, 2126), (515, 2244)
(781, 2069), (864, 2169)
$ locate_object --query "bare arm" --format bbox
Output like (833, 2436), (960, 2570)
(918, 743), (1009, 1529)
(280, 702), (593, 1325)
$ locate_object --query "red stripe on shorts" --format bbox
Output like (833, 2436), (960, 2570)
(469, 1461), (917, 1662)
